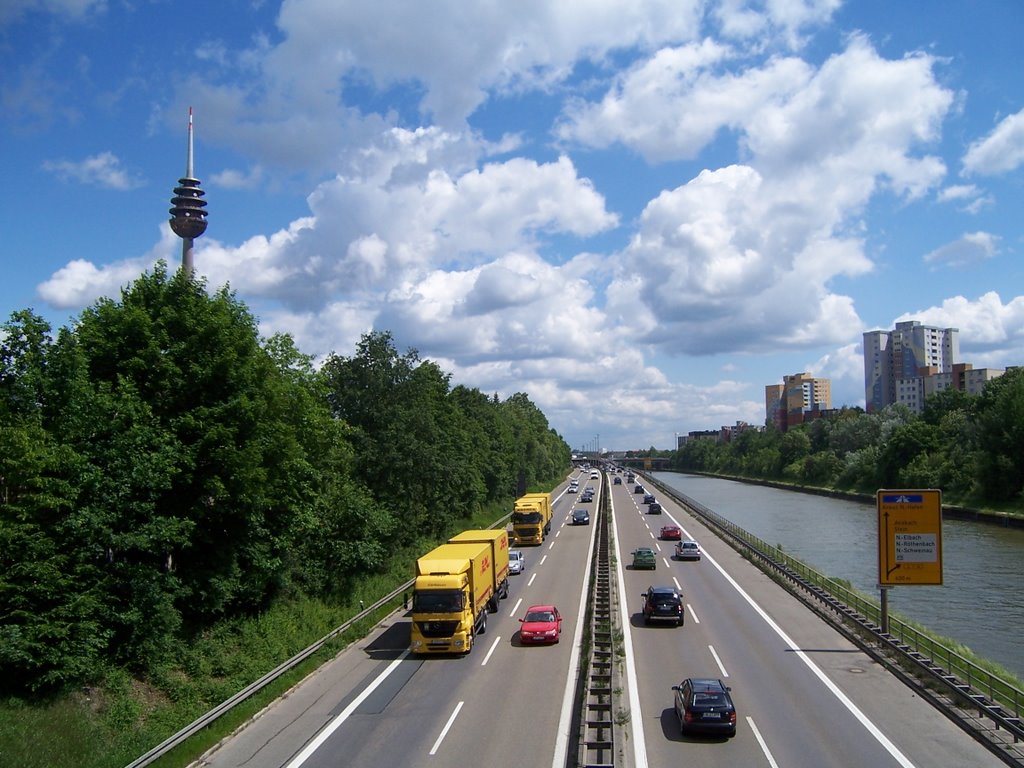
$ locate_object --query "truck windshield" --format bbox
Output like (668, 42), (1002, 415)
(512, 511), (542, 524)
(413, 590), (464, 613)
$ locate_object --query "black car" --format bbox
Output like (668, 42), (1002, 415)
(640, 585), (684, 626)
(648, 502), (662, 514)
(613, 476), (622, 485)
(571, 508), (590, 525)
(643, 493), (656, 504)
(634, 484), (645, 494)
(672, 678), (736, 736)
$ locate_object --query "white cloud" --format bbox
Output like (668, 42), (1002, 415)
(809, 342), (866, 408)
(271, 0), (704, 126)
(922, 232), (999, 269)
(937, 183), (992, 214)
(712, 0), (841, 49)
(38, 257), (149, 309)
(200, 143), (618, 312)
(605, 163), (869, 355)
(0, 0), (102, 26)
(210, 165), (265, 190)
(41, 151), (144, 190)
(963, 108), (1024, 176)
(896, 291), (1024, 353)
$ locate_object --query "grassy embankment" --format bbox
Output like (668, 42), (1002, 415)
(0, 501), (515, 768)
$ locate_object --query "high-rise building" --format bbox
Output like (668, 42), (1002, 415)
(765, 372), (832, 430)
(863, 321), (959, 412)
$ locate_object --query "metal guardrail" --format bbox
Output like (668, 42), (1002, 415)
(644, 474), (1024, 760)
(126, 513), (512, 768)
(125, 580), (412, 768)
(574, 477), (616, 768)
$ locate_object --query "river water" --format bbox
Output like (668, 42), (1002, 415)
(652, 471), (1024, 680)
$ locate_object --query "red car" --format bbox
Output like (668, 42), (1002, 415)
(519, 604), (562, 644)
(660, 525), (682, 540)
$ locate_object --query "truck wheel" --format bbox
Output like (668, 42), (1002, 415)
(479, 612), (487, 635)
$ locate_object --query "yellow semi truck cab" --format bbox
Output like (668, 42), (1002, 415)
(410, 542), (496, 654)
(511, 492), (552, 545)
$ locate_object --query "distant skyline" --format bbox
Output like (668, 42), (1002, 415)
(2, 1), (1023, 451)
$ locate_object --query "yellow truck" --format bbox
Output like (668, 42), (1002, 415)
(511, 491), (553, 546)
(410, 531), (509, 654)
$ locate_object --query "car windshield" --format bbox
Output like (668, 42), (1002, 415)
(525, 611), (554, 622)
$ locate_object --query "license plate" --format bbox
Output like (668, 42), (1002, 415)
(703, 712), (721, 720)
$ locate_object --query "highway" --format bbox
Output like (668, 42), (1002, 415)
(197, 470), (1006, 768)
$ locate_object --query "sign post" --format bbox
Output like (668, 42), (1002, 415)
(876, 489), (943, 633)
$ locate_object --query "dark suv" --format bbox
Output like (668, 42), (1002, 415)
(640, 586), (684, 626)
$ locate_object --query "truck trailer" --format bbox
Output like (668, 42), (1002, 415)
(410, 540), (500, 654)
(511, 491), (553, 546)
(448, 529), (510, 609)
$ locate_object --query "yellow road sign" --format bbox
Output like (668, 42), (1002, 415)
(877, 489), (943, 586)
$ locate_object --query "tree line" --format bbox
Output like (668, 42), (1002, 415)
(673, 372), (1024, 504)
(0, 265), (570, 694)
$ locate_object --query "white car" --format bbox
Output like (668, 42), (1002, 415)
(675, 540), (702, 560)
(509, 550), (525, 574)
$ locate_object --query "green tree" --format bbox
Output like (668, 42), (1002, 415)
(972, 368), (1024, 501)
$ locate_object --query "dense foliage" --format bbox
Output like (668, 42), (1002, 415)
(0, 265), (569, 694)
(672, 373), (1024, 506)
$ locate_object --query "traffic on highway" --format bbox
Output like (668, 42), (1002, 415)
(197, 468), (1006, 768)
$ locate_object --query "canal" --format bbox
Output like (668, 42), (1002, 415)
(652, 471), (1024, 680)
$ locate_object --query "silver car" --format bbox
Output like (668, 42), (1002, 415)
(675, 540), (701, 560)
(509, 550), (525, 574)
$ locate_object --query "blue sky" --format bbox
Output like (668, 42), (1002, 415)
(2, 1), (1023, 452)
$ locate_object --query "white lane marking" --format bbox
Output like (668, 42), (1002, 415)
(539, 555), (548, 566)
(709, 644), (729, 678)
(748, 717), (780, 768)
(687, 604), (700, 624)
(672, 576), (682, 591)
(681, 522), (918, 767)
(555, 529), (561, 538)
(480, 636), (501, 666)
(527, 572), (537, 587)
(548, 539), (556, 550)
(662, 557), (671, 569)
(429, 700), (464, 756)
(284, 651), (411, 768)
(509, 597), (523, 618)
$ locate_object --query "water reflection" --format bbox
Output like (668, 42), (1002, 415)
(653, 472), (1024, 679)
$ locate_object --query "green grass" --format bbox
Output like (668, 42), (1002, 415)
(0, 499), (517, 768)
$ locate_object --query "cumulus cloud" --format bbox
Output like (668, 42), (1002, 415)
(963, 108), (1024, 175)
(897, 292), (1024, 353)
(38, 257), (150, 309)
(605, 163), (869, 356)
(922, 232), (999, 269)
(41, 151), (144, 190)
(198, 141), (618, 312)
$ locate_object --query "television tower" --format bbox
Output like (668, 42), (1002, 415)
(168, 107), (208, 276)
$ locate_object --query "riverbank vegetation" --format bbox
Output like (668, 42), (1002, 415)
(671, 374), (1024, 518)
(0, 264), (570, 766)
